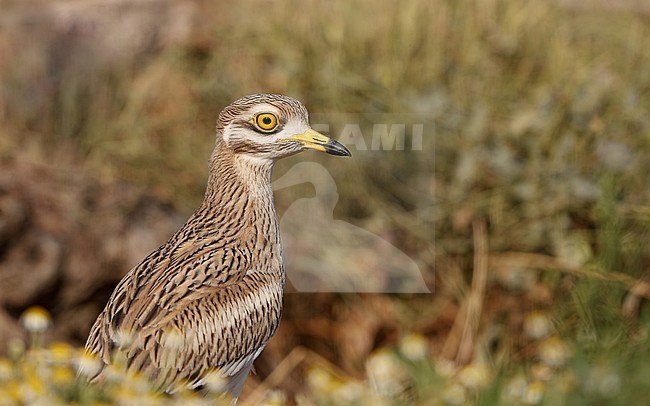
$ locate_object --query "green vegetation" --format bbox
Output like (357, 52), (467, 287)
(1, 0), (648, 404)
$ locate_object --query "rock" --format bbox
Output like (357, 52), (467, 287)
(0, 231), (62, 307)
(0, 193), (28, 249)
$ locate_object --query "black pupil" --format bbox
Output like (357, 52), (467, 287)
(262, 116), (272, 125)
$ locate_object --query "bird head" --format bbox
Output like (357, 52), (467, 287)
(216, 94), (351, 162)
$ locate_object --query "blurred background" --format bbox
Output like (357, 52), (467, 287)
(0, 0), (648, 404)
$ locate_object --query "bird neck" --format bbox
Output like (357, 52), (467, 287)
(201, 142), (282, 274)
(205, 142), (275, 205)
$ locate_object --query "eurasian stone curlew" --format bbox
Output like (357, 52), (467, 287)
(83, 94), (351, 401)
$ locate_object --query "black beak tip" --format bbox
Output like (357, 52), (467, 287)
(324, 140), (352, 157)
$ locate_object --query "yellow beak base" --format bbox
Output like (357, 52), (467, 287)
(287, 129), (351, 157)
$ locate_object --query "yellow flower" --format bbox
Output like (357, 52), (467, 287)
(264, 389), (287, 405)
(23, 366), (46, 396)
(538, 336), (571, 367)
(457, 363), (491, 390)
(48, 342), (76, 363)
(306, 366), (335, 393)
(523, 380), (545, 405)
(77, 351), (103, 379)
(399, 333), (429, 361)
(332, 381), (365, 404)
(19, 306), (51, 333)
(523, 311), (554, 340)
(0, 359), (13, 380)
(7, 339), (25, 360)
(51, 365), (74, 385)
(202, 368), (227, 393)
(505, 375), (528, 400)
(366, 350), (408, 397)
(441, 382), (466, 405)
(1, 382), (22, 404)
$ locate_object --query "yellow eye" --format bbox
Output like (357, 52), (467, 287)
(254, 113), (279, 132)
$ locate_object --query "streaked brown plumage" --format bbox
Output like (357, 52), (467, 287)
(83, 94), (350, 399)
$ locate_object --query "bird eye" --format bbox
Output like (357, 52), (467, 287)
(254, 113), (279, 132)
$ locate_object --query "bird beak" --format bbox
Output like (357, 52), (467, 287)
(286, 129), (351, 157)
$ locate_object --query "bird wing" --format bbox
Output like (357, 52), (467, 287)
(84, 237), (282, 392)
(124, 270), (283, 391)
